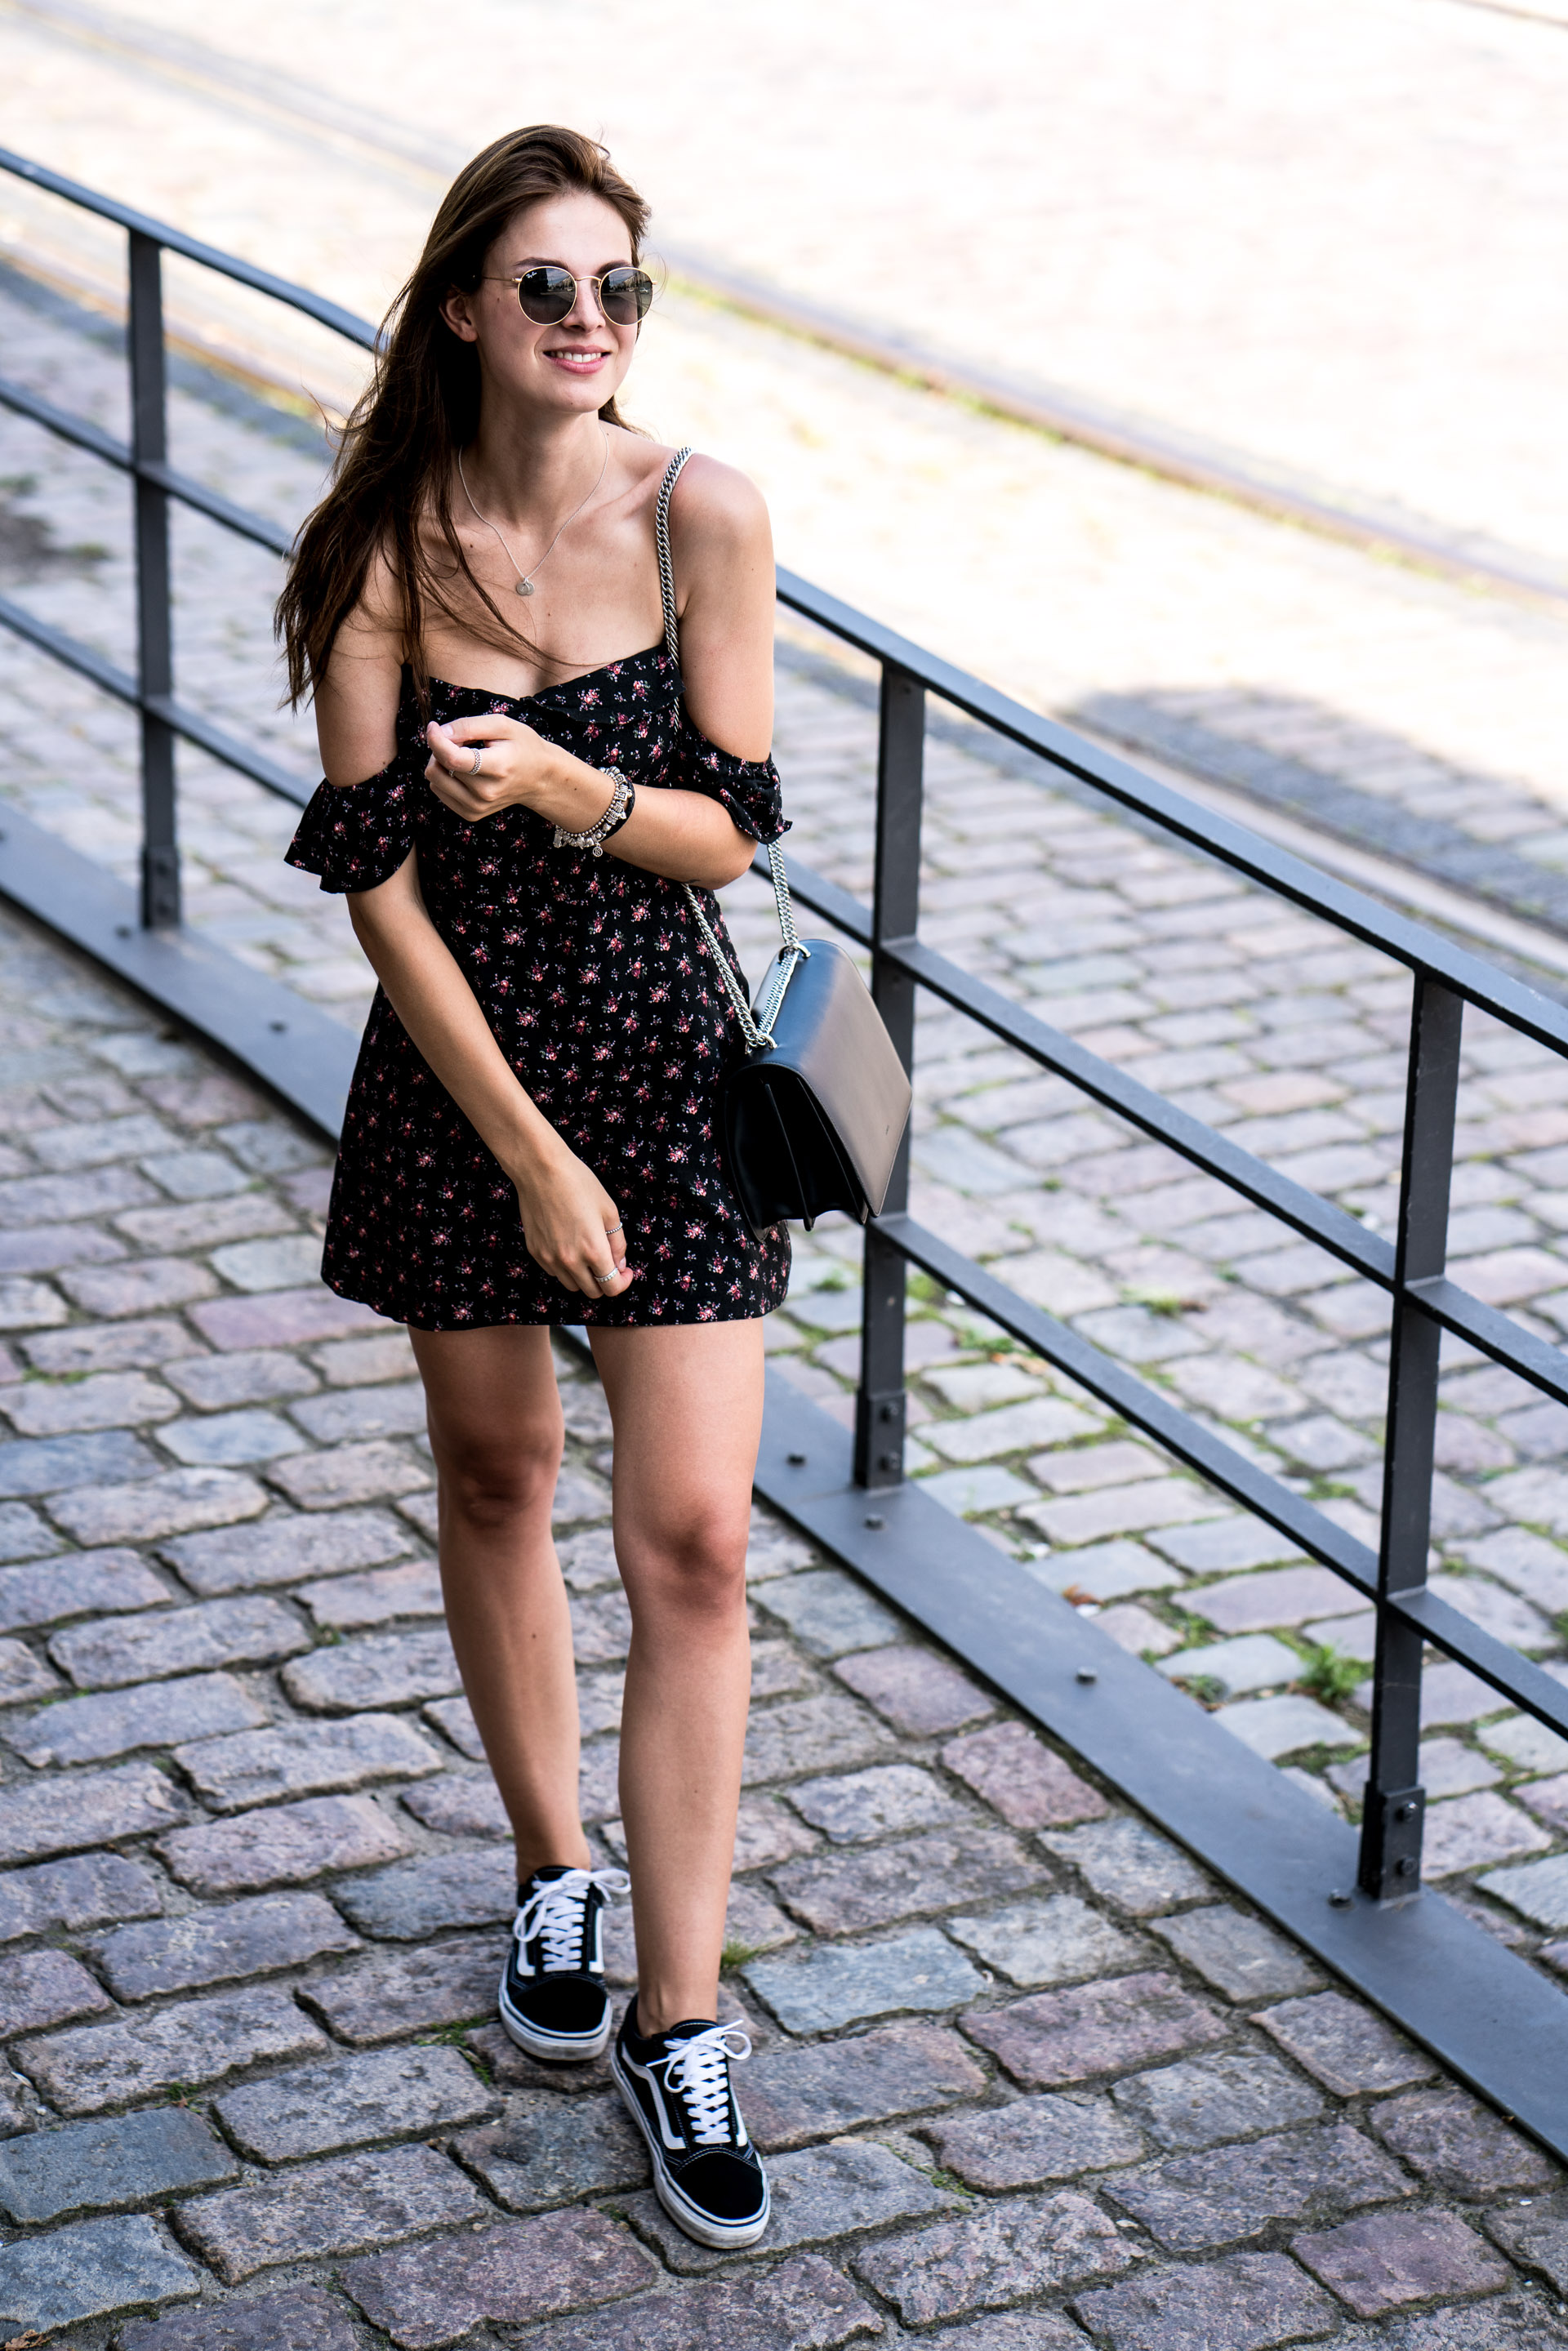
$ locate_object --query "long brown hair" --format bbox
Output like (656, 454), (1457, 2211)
(276, 126), (649, 709)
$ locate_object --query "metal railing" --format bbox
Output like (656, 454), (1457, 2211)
(5, 149), (1568, 1913)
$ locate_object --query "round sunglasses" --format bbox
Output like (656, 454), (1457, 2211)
(485, 265), (657, 327)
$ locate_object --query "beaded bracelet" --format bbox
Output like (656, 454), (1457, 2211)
(552, 768), (635, 857)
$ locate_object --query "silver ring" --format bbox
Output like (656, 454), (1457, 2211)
(604, 1222), (623, 1238)
(593, 1267), (617, 1286)
(469, 746), (483, 777)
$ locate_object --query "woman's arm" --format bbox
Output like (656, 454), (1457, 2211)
(316, 566), (632, 1301)
(423, 456), (776, 886)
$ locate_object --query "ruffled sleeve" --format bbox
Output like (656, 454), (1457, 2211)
(672, 713), (790, 844)
(285, 747), (419, 894)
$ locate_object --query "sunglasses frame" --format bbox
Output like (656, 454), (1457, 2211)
(483, 265), (657, 327)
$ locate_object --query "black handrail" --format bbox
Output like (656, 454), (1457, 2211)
(7, 147), (1568, 1904)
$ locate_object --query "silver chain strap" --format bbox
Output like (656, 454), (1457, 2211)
(658, 447), (807, 1054)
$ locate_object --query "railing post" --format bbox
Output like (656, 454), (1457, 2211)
(128, 229), (179, 928)
(855, 661), (924, 1489)
(1358, 974), (1462, 1899)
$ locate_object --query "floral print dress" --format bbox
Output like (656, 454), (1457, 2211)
(284, 647), (792, 1328)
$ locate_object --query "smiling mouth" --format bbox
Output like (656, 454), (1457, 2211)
(546, 349), (610, 368)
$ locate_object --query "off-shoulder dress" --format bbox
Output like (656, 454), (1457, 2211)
(284, 645), (792, 1328)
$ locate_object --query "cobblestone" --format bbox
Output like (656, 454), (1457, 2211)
(176, 2144), (486, 2284)
(17, 1985), (327, 2113)
(770, 1828), (1042, 1935)
(332, 1846), (517, 1938)
(742, 2021), (985, 2148)
(963, 1970), (1227, 2088)
(158, 1792), (412, 1892)
(0, 1850), (160, 1943)
(742, 1693), (889, 1782)
(455, 2091), (646, 2210)
(1485, 2194), (1568, 2293)
(278, 1625), (459, 1712)
(215, 2043), (494, 2160)
(9, 1669), (266, 1765)
(926, 2093), (1145, 2189)
(117, 2286), (363, 2351)
(1108, 2122), (1411, 2251)
(175, 1710), (442, 1809)
(1148, 1905), (1324, 2001)
(0, 2104), (238, 2223)
(947, 1893), (1148, 1987)
(1110, 2048), (1325, 2149)
(0, 1543), (164, 1628)
(942, 1721), (1109, 1829)
(513, 2252), (882, 2351)
(754, 1567), (905, 1656)
(1256, 1991), (1437, 2095)
(296, 1558), (443, 1626)
(1071, 2251), (1339, 2351)
(96, 1891), (360, 1999)
(49, 1464), (269, 1544)
(0, 1759), (183, 1863)
(744, 1926), (987, 2032)
(297, 1932), (501, 2042)
(341, 2210), (652, 2345)
(853, 2190), (1134, 2324)
(0, 2211), (203, 2333)
(833, 1644), (993, 1734)
(789, 1762), (969, 1841)
(0, 1947), (112, 2037)
(1294, 2208), (1513, 2317)
(1040, 1819), (1214, 1914)
(163, 1505), (416, 1592)
(50, 1592), (308, 1685)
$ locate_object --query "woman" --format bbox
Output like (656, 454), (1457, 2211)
(278, 124), (788, 2251)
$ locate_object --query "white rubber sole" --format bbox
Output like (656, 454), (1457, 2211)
(611, 2045), (770, 2249)
(498, 1974), (612, 2063)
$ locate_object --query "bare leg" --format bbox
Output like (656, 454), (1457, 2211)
(410, 1324), (589, 1883)
(591, 1319), (764, 2034)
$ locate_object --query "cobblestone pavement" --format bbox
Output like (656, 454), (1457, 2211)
(3, 900), (1568, 2344)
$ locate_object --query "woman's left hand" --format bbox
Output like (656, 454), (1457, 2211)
(424, 713), (563, 823)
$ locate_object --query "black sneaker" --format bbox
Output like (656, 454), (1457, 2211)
(499, 1864), (628, 2062)
(612, 2001), (769, 2247)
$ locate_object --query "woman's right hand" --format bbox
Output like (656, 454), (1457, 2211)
(511, 1142), (633, 1301)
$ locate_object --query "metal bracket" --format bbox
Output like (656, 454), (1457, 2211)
(1361, 1783), (1428, 1904)
(853, 1387), (906, 1487)
(140, 843), (180, 930)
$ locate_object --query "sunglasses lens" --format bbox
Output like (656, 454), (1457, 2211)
(514, 266), (576, 323)
(600, 267), (655, 324)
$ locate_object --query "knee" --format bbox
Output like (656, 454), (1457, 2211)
(433, 1426), (562, 1532)
(623, 1506), (748, 1622)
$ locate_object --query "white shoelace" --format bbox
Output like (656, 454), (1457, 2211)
(663, 2023), (753, 2148)
(514, 1868), (630, 1973)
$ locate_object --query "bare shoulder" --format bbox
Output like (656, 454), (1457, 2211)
(332, 537), (403, 658)
(665, 452), (770, 558)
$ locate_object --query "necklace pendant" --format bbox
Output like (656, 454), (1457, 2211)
(514, 577), (535, 598)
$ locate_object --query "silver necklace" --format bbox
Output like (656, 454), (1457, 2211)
(457, 429), (609, 599)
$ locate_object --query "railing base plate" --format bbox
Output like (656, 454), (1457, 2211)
(755, 1370), (1568, 2162)
(0, 804), (354, 1141)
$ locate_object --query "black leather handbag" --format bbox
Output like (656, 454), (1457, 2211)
(685, 844), (914, 1234)
(656, 446), (912, 1235)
